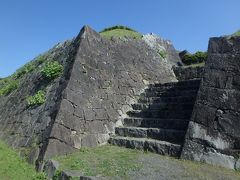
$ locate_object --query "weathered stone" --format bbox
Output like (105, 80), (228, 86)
(0, 25), (179, 167)
(200, 152), (235, 169)
(81, 134), (98, 147)
(173, 66), (204, 80)
(43, 160), (60, 179)
(235, 158), (240, 170)
(181, 36), (240, 169)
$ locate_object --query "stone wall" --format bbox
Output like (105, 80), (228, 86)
(42, 26), (177, 159)
(181, 36), (240, 169)
(173, 66), (204, 80)
(0, 26), (179, 166)
(0, 39), (75, 164)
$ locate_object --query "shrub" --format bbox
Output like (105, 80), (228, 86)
(195, 51), (207, 63)
(0, 79), (18, 96)
(157, 49), (167, 59)
(27, 90), (46, 106)
(182, 51), (207, 65)
(13, 62), (35, 79)
(35, 55), (46, 65)
(41, 61), (63, 80)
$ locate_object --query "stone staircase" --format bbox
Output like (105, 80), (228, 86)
(109, 79), (201, 157)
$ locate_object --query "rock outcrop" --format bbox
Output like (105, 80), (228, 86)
(142, 34), (182, 66)
(181, 36), (240, 169)
(0, 26), (178, 168)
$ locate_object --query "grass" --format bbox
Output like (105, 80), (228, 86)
(55, 145), (142, 178)
(100, 28), (142, 40)
(0, 55), (47, 97)
(0, 140), (46, 180)
(54, 145), (240, 179)
(232, 30), (240, 36)
(183, 62), (205, 68)
(0, 78), (19, 96)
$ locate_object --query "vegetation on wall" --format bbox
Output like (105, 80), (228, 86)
(13, 55), (46, 79)
(157, 49), (167, 59)
(0, 55), (48, 97)
(232, 30), (240, 36)
(0, 78), (19, 96)
(41, 60), (63, 80)
(100, 25), (142, 39)
(27, 90), (46, 106)
(182, 51), (207, 65)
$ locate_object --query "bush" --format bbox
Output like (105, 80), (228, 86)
(195, 51), (207, 63)
(0, 79), (18, 96)
(41, 61), (63, 80)
(35, 55), (46, 65)
(182, 51), (207, 65)
(27, 90), (46, 106)
(100, 25), (137, 33)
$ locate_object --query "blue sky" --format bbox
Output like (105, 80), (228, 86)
(0, 0), (240, 77)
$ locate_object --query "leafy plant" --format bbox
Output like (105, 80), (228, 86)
(0, 79), (18, 96)
(41, 61), (63, 80)
(27, 90), (46, 106)
(157, 49), (167, 59)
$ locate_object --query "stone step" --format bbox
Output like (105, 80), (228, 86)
(127, 109), (193, 119)
(109, 136), (181, 157)
(138, 95), (197, 104)
(142, 89), (198, 98)
(123, 118), (189, 130)
(146, 86), (199, 94)
(115, 127), (185, 144)
(149, 79), (201, 88)
(132, 102), (194, 111)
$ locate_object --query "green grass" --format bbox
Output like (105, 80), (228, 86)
(100, 29), (142, 39)
(0, 78), (19, 96)
(55, 145), (142, 178)
(231, 30), (240, 36)
(54, 145), (240, 179)
(183, 62), (205, 68)
(0, 140), (46, 180)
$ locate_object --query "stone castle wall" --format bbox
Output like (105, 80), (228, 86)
(43, 26), (177, 159)
(181, 36), (240, 169)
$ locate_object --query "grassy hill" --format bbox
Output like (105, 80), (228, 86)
(100, 25), (142, 39)
(0, 140), (46, 180)
(232, 30), (240, 36)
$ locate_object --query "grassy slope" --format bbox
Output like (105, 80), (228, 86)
(100, 29), (142, 39)
(55, 145), (141, 178)
(232, 30), (240, 36)
(0, 141), (45, 180)
(55, 145), (240, 179)
(183, 62), (205, 68)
